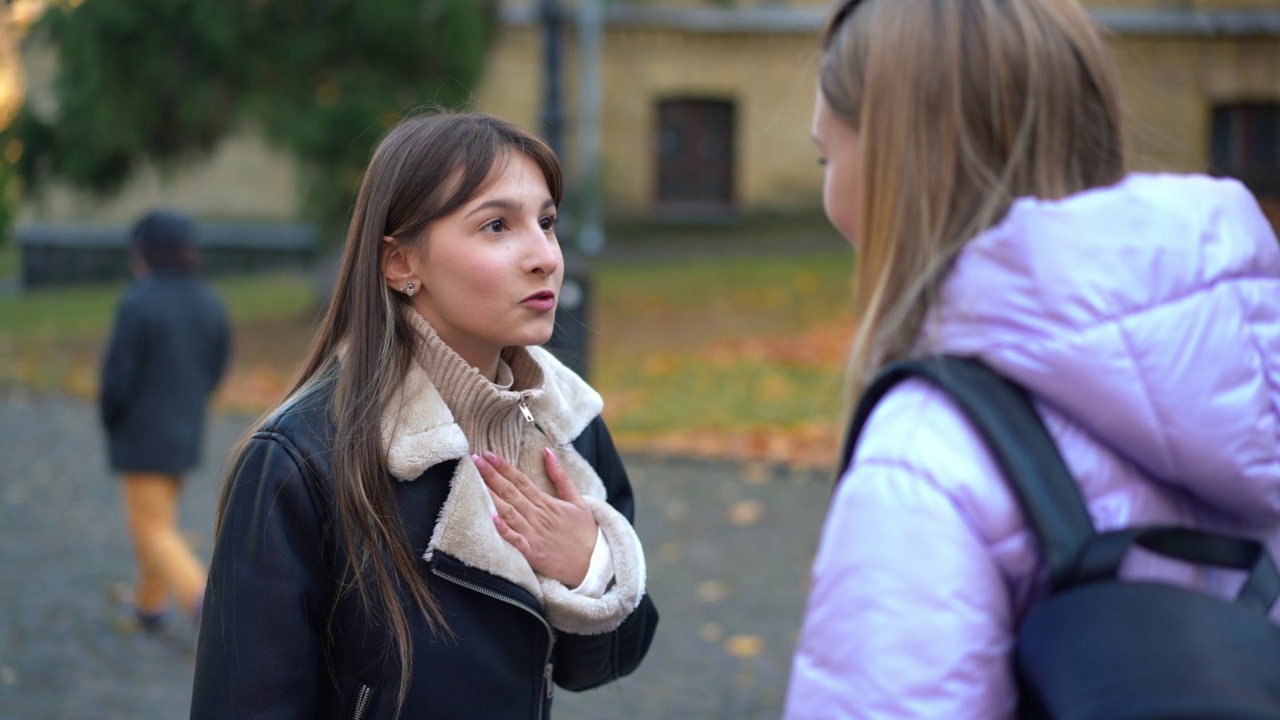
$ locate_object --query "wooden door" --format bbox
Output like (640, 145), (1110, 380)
(656, 98), (735, 216)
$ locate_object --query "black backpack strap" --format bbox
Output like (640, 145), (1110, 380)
(1075, 526), (1280, 612)
(840, 356), (1095, 590)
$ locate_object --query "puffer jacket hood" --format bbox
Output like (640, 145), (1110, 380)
(928, 172), (1280, 523)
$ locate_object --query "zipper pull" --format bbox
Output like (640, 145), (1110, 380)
(544, 662), (554, 699)
(519, 397), (556, 442)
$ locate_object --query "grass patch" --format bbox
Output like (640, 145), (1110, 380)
(214, 271), (319, 325)
(1, 251), (859, 467)
(0, 270), (318, 402)
(590, 251), (856, 467)
(0, 269), (315, 338)
(592, 252), (853, 345)
(0, 242), (16, 282)
(603, 208), (844, 258)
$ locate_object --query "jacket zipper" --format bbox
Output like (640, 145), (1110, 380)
(351, 683), (373, 720)
(516, 396), (562, 709)
(518, 398), (536, 424)
(430, 564), (557, 719)
(517, 398), (556, 442)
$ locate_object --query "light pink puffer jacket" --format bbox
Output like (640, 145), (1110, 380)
(785, 173), (1280, 719)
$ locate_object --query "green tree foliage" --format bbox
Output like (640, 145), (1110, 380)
(0, 133), (20, 249)
(21, 0), (497, 240)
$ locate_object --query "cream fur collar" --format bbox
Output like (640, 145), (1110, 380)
(380, 345), (646, 635)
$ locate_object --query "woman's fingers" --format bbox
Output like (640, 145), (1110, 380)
(474, 447), (598, 586)
(493, 512), (531, 555)
(475, 453), (529, 509)
(480, 450), (523, 482)
(487, 486), (532, 536)
(543, 447), (585, 505)
(475, 454), (536, 533)
(480, 451), (546, 509)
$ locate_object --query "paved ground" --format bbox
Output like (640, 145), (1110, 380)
(0, 389), (834, 720)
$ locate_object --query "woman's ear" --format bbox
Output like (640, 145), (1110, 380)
(381, 235), (418, 296)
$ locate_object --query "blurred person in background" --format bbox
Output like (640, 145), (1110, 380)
(190, 112), (657, 720)
(786, 0), (1280, 717)
(100, 210), (230, 633)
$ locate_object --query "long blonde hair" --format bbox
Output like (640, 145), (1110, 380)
(820, 0), (1127, 402)
(218, 112), (563, 716)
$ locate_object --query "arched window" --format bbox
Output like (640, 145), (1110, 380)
(656, 98), (736, 216)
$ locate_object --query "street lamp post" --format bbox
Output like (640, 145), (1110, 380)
(540, 0), (591, 379)
(539, 0), (566, 158)
(577, 0), (605, 256)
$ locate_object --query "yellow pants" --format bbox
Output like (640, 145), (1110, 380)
(121, 472), (206, 617)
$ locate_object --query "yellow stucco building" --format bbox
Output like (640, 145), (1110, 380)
(15, 0), (1280, 227)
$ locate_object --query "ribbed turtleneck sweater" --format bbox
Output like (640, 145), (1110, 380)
(407, 312), (546, 462)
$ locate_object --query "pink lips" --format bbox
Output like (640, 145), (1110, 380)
(522, 290), (556, 312)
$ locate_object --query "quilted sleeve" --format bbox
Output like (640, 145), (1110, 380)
(784, 457), (1018, 719)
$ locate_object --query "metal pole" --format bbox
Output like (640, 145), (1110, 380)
(577, 0), (605, 256)
(540, 0), (565, 159)
(540, 0), (590, 379)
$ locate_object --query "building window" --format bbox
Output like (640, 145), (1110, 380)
(656, 98), (735, 216)
(1211, 102), (1280, 198)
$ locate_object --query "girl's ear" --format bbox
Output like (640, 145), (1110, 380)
(381, 235), (416, 293)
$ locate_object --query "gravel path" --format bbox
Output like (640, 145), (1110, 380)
(0, 390), (833, 719)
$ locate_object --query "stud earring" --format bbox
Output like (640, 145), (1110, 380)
(401, 281), (416, 297)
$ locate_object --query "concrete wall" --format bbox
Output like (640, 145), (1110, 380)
(17, 40), (301, 225)
(1113, 36), (1280, 172)
(472, 22), (821, 214)
(19, 132), (302, 225)
(479, 1), (1280, 217)
(15, 0), (1280, 224)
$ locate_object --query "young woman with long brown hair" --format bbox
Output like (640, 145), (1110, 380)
(786, 0), (1280, 716)
(190, 112), (658, 719)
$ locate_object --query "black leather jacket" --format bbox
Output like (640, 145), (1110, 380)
(190, 382), (658, 720)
